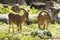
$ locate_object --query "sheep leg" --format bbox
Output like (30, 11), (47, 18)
(38, 23), (40, 29)
(9, 24), (11, 33)
(17, 24), (19, 31)
(9, 20), (11, 33)
(19, 24), (22, 30)
(12, 23), (14, 33)
(44, 21), (48, 29)
(17, 24), (22, 32)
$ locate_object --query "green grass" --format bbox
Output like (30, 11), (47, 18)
(0, 23), (60, 40)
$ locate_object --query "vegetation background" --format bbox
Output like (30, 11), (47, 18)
(0, 0), (60, 40)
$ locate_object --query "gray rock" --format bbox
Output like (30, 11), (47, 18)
(0, 14), (9, 24)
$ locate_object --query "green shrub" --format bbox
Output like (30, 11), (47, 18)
(0, 4), (12, 14)
(29, 7), (41, 14)
(57, 0), (60, 3)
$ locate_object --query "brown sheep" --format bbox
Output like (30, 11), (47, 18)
(38, 10), (51, 29)
(8, 8), (29, 33)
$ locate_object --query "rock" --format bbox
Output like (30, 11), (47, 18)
(0, 14), (9, 24)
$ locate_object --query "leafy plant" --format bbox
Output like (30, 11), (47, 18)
(29, 7), (40, 14)
(0, 4), (12, 14)
(57, 0), (60, 3)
